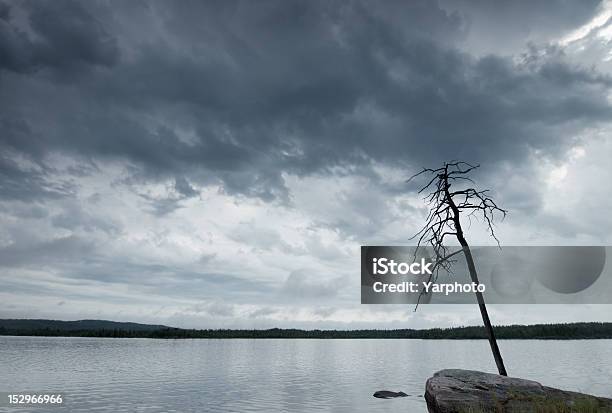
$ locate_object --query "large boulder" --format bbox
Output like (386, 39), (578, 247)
(425, 369), (612, 412)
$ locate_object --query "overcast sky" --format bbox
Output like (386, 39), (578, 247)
(2, 0), (612, 329)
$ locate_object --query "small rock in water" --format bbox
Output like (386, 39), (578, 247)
(373, 390), (408, 399)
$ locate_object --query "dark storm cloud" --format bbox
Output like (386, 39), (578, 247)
(0, 0), (119, 74)
(0, 0), (610, 207)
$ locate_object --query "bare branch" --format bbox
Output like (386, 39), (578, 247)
(409, 161), (506, 311)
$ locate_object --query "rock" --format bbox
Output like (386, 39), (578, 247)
(373, 390), (409, 399)
(425, 369), (612, 412)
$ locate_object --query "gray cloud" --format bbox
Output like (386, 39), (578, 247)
(440, 0), (603, 55)
(282, 269), (346, 301)
(2, 0), (610, 207)
(0, 152), (74, 202)
(51, 203), (122, 235)
(2, 0), (612, 328)
(0, 235), (95, 268)
(174, 176), (198, 198)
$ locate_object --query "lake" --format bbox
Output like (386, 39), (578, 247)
(1, 337), (611, 412)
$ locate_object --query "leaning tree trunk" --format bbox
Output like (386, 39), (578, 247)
(458, 242), (507, 376)
(446, 185), (507, 376)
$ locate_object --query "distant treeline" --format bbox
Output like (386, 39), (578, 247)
(1, 319), (612, 339)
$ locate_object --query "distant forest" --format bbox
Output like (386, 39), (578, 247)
(1, 319), (612, 339)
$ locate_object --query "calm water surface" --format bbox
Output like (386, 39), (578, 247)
(1, 337), (611, 412)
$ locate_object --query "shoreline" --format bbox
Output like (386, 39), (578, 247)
(2, 320), (612, 340)
(3, 335), (612, 340)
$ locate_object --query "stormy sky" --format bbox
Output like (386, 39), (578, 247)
(2, 0), (612, 329)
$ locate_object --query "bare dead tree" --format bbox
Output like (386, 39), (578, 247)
(409, 161), (508, 376)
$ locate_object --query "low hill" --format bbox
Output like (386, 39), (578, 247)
(0, 319), (168, 334)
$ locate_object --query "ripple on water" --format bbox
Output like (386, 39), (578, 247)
(1, 337), (611, 412)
